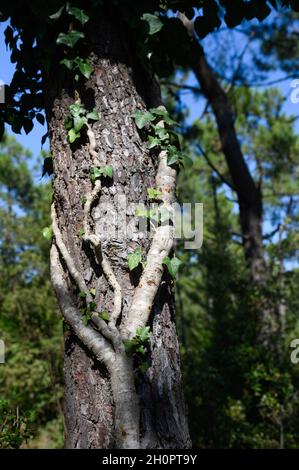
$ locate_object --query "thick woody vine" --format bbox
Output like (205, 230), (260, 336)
(43, 4), (188, 449)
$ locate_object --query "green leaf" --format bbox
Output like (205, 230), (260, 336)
(167, 146), (180, 166)
(138, 362), (149, 373)
(123, 339), (139, 356)
(69, 103), (85, 117)
(99, 311), (110, 322)
(136, 345), (146, 356)
(66, 5), (90, 25)
(147, 135), (160, 149)
(153, 126), (169, 141)
(150, 107), (168, 117)
(79, 227), (85, 237)
(141, 13), (163, 35)
(76, 59), (93, 79)
(42, 226), (52, 241)
(90, 165), (113, 181)
(49, 5), (64, 20)
(60, 58), (74, 70)
(147, 188), (163, 200)
(79, 291), (87, 298)
(132, 110), (155, 129)
(86, 110), (100, 121)
(136, 326), (151, 342)
(102, 165), (113, 178)
(90, 288), (96, 297)
(68, 128), (81, 143)
(88, 302), (97, 312)
(73, 115), (87, 132)
(56, 31), (84, 48)
(36, 113), (45, 125)
(64, 115), (73, 130)
(135, 206), (148, 218)
(128, 248), (142, 271)
(162, 255), (182, 278)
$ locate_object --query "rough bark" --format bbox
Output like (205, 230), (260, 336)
(44, 9), (190, 448)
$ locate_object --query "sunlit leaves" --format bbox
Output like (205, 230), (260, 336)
(90, 165), (113, 182)
(56, 31), (84, 48)
(162, 255), (182, 278)
(42, 226), (52, 240)
(127, 248), (142, 271)
(141, 13), (163, 35)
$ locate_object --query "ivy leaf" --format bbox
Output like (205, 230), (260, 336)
(128, 248), (142, 271)
(147, 135), (160, 149)
(68, 128), (81, 143)
(136, 326), (151, 342)
(86, 110), (100, 121)
(90, 165), (113, 181)
(66, 5), (90, 25)
(162, 255), (182, 278)
(147, 188), (163, 200)
(64, 115), (73, 130)
(150, 107), (168, 117)
(42, 226), (52, 240)
(136, 345), (146, 356)
(60, 58), (74, 70)
(167, 146), (180, 166)
(79, 228), (85, 237)
(141, 13), (163, 35)
(88, 302), (97, 312)
(132, 110), (155, 129)
(123, 339), (139, 356)
(49, 5), (65, 20)
(23, 118), (33, 134)
(73, 115), (87, 132)
(56, 31), (84, 48)
(36, 113), (45, 125)
(153, 126), (169, 141)
(79, 291), (87, 298)
(99, 311), (110, 322)
(138, 362), (149, 374)
(101, 165), (113, 178)
(42, 156), (53, 177)
(69, 103), (84, 117)
(135, 206), (148, 218)
(76, 59), (93, 79)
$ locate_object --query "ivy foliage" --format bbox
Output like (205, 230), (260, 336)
(0, 1), (297, 139)
(64, 103), (100, 143)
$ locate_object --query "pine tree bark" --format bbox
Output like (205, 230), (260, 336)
(44, 10), (190, 449)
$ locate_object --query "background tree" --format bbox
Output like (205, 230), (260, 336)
(1, 0), (299, 450)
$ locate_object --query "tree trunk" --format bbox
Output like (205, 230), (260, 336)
(179, 14), (277, 345)
(191, 45), (267, 284)
(44, 9), (190, 449)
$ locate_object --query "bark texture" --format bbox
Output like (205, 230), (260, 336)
(44, 9), (190, 448)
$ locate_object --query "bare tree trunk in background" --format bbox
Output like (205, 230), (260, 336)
(44, 10), (190, 449)
(179, 14), (277, 345)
